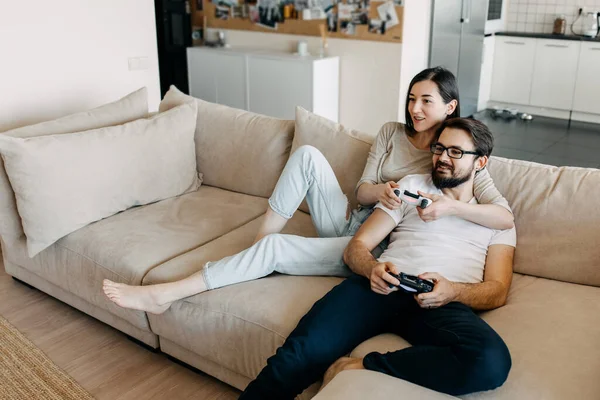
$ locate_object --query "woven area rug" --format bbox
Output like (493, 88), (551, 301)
(0, 315), (94, 399)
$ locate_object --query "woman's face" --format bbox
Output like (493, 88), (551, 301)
(408, 80), (457, 133)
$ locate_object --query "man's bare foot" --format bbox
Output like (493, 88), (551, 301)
(102, 279), (172, 315)
(320, 357), (364, 392)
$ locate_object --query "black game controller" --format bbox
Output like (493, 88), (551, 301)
(387, 272), (434, 293)
(393, 189), (432, 209)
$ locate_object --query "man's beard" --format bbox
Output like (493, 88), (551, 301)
(432, 161), (474, 189)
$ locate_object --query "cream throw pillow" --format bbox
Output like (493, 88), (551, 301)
(0, 101), (200, 257)
(292, 107), (373, 212)
(0, 87), (149, 243)
(159, 85), (295, 199)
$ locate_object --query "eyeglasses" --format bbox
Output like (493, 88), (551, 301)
(430, 143), (479, 159)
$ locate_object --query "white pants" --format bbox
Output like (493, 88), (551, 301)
(202, 146), (377, 290)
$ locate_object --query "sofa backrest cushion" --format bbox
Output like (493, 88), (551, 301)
(0, 102), (199, 258)
(0, 87), (149, 243)
(292, 107), (373, 212)
(159, 86), (295, 199)
(487, 157), (600, 286)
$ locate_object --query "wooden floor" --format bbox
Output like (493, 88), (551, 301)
(0, 253), (241, 400)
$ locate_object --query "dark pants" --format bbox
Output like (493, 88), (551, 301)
(239, 274), (511, 399)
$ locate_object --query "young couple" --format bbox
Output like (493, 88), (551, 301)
(103, 67), (516, 398)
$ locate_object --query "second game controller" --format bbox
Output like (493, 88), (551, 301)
(393, 189), (432, 209)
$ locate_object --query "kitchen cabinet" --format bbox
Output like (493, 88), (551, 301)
(187, 47), (339, 122)
(572, 42), (600, 115)
(490, 37), (536, 105)
(187, 50), (247, 110)
(529, 39), (580, 110)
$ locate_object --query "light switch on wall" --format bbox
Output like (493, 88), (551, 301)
(128, 57), (150, 71)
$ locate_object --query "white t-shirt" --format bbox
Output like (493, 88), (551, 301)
(375, 174), (517, 284)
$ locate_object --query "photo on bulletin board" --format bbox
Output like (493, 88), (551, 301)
(216, 5), (230, 19)
(196, 0), (203, 11)
(340, 20), (356, 35)
(377, 1), (398, 28)
(327, 11), (338, 32)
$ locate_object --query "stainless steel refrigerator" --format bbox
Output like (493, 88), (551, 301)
(429, 0), (488, 117)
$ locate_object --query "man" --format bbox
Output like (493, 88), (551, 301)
(239, 118), (516, 399)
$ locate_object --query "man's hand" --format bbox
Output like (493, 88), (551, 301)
(413, 272), (457, 309)
(370, 262), (400, 295)
(377, 182), (402, 210)
(416, 191), (458, 222)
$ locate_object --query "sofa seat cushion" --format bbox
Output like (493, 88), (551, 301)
(349, 274), (600, 399)
(145, 210), (340, 381)
(149, 274), (343, 383)
(4, 186), (269, 330)
(313, 370), (457, 400)
(144, 208), (318, 285)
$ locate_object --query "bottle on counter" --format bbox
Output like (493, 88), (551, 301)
(553, 15), (566, 35)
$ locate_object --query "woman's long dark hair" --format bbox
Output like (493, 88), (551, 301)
(405, 67), (460, 136)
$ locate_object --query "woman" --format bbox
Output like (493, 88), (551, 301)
(103, 67), (513, 314)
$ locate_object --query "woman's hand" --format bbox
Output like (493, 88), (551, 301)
(377, 182), (402, 210)
(416, 191), (458, 222)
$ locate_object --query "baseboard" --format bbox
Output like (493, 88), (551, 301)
(571, 112), (600, 124)
(487, 101), (572, 120)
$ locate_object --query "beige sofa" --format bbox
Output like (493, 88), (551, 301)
(1, 87), (600, 400)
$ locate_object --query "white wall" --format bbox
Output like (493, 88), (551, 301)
(397, 0), (432, 124)
(209, 29), (402, 136)
(0, 0), (161, 132)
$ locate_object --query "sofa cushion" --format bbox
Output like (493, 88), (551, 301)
(349, 274), (600, 400)
(487, 157), (600, 286)
(2, 186), (269, 330)
(0, 102), (200, 257)
(0, 87), (149, 243)
(159, 85), (295, 199)
(145, 210), (333, 382)
(148, 274), (343, 384)
(313, 370), (457, 400)
(463, 277), (600, 400)
(144, 208), (318, 285)
(292, 107), (373, 212)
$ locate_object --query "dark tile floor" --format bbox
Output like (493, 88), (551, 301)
(473, 110), (600, 169)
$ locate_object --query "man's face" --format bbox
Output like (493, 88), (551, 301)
(431, 127), (481, 189)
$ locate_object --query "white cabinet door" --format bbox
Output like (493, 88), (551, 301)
(187, 50), (246, 109)
(247, 57), (312, 120)
(187, 49), (217, 103)
(212, 53), (247, 110)
(490, 37), (536, 105)
(573, 42), (600, 114)
(530, 39), (580, 110)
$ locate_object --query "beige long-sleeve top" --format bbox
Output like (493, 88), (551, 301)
(356, 122), (512, 211)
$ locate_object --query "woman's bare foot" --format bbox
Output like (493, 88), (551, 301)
(102, 279), (172, 315)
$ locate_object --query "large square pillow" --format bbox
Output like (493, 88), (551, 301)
(292, 107), (373, 212)
(159, 85), (295, 199)
(0, 101), (200, 257)
(0, 87), (149, 243)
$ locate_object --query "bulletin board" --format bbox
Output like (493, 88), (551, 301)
(203, 0), (404, 43)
